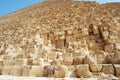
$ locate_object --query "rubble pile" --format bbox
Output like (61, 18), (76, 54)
(0, 0), (120, 79)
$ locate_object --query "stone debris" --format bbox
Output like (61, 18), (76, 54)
(0, 0), (120, 79)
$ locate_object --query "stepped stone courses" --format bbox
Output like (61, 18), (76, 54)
(0, 0), (120, 79)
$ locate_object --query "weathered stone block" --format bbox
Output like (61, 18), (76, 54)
(114, 64), (120, 77)
(1, 66), (11, 75)
(63, 57), (73, 65)
(90, 64), (102, 72)
(10, 66), (23, 76)
(14, 60), (24, 66)
(102, 31), (109, 40)
(104, 44), (114, 52)
(106, 53), (120, 64)
(76, 64), (92, 78)
(73, 57), (83, 65)
(55, 40), (65, 49)
(102, 64), (114, 74)
(44, 65), (54, 77)
(29, 66), (44, 77)
(47, 51), (57, 60)
(54, 65), (68, 78)
(115, 43), (120, 50)
(0, 61), (3, 66)
(83, 55), (97, 65)
(22, 66), (30, 76)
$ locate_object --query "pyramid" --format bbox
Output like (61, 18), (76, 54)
(0, 0), (120, 79)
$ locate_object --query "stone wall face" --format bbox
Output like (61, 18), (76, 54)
(0, 0), (120, 79)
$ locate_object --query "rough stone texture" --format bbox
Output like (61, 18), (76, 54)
(76, 64), (92, 78)
(0, 0), (120, 79)
(106, 53), (120, 64)
(63, 57), (73, 65)
(10, 66), (23, 76)
(1, 66), (11, 75)
(29, 66), (44, 77)
(90, 64), (102, 72)
(22, 66), (30, 76)
(114, 64), (120, 77)
(102, 64), (114, 74)
(54, 65), (68, 78)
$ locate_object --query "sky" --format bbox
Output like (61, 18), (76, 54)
(0, 0), (120, 17)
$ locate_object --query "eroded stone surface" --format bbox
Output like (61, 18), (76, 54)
(0, 0), (120, 79)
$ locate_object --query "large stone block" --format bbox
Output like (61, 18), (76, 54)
(102, 64), (114, 74)
(22, 66), (30, 76)
(63, 57), (73, 65)
(47, 51), (57, 60)
(106, 53), (120, 64)
(55, 40), (65, 49)
(14, 59), (24, 66)
(10, 66), (23, 76)
(1, 66), (11, 75)
(44, 65), (54, 77)
(76, 64), (92, 78)
(54, 65), (68, 78)
(104, 44), (114, 52)
(0, 61), (3, 66)
(115, 43), (120, 50)
(29, 66), (44, 77)
(114, 64), (120, 77)
(73, 57), (83, 65)
(66, 66), (77, 78)
(83, 55), (97, 65)
(90, 64), (102, 72)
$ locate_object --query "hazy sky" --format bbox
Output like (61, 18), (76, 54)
(0, 0), (120, 16)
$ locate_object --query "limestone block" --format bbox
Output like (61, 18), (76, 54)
(63, 57), (73, 65)
(102, 31), (109, 40)
(59, 35), (65, 40)
(115, 43), (120, 50)
(47, 51), (57, 60)
(83, 55), (97, 65)
(66, 35), (76, 43)
(54, 65), (68, 78)
(114, 64), (120, 77)
(0, 61), (3, 66)
(104, 44), (114, 52)
(67, 66), (77, 78)
(109, 31), (118, 39)
(56, 31), (65, 35)
(14, 60), (24, 66)
(90, 64), (102, 72)
(1, 66), (11, 75)
(22, 53), (30, 58)
(55, 40), (65, 49)
(33, 59), (40, 66)
(3, 55), (12, 60)
(73, 57), (83, 65)
(29, 66), (44, 77)
(24, 58), (33, 66)
(102, 64), (114, 74)
(106, 53), (120, 64)
(22, 66), (30, 76)
(76, 64), (92, 78)
(10, 66), (23, 76)
(36, 50), (47, 59)
(67, 30), (73, 35)
(44, 65), (54, 77)
(52, 59), (63, 65)
(3, 60), (13, 66)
